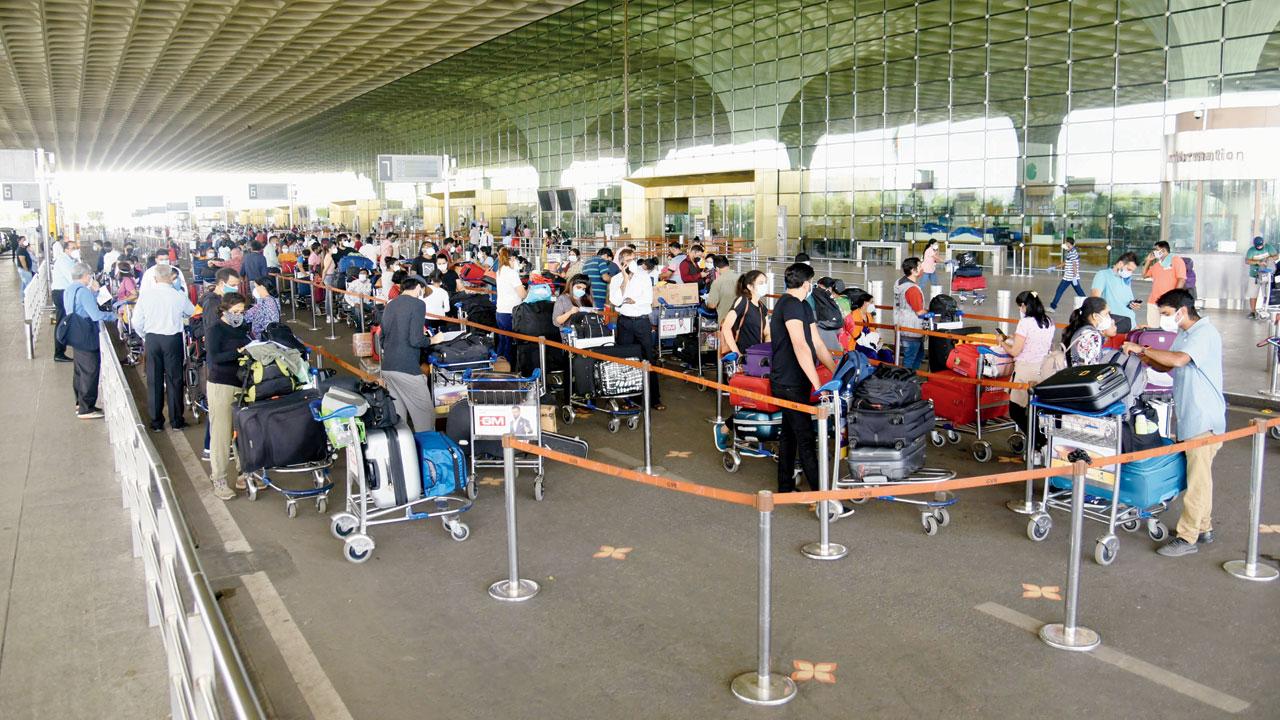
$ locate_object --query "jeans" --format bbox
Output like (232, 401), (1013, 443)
(18, 268), (33, 293)
(920, 272), (938, 291)
(614, 314), (662, 405)
(774, 384), (819, 493)
(496, 312), (515, 364)
(899, 337), (924, 370)
(1049, 279), (1084, 309)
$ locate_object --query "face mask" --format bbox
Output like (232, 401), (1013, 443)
(156, 257), (168, 265)
(436, 263), (448, 271)
(1154, 251), (1165, 260)
(1118, 269), (1133, 279)
(1096, 314), (1113, 332)
(222, 284), (239, 296)
(222, 311), (244, 327)
(1018, 308), (1026, 318)
(753, 283), (768, 297)
(1159, 310), (1182, 333)
(628, 260), (640, 273)
(1061, 244), (1069, 251)
(572, 287), (587, 299)
(1255, 240), (1265, 249)
(358, 274), (368, 281)
(569, 255), (579, 263)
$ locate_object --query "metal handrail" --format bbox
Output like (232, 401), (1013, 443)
(98, 324), (265, 719)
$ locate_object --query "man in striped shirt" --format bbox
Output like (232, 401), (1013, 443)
(1049, 237), (1085, 312)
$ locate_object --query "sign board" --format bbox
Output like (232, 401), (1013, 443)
(471, 403), (539, 438)
(377, 154), (444, 183)
(0, 149), (37, 181)
(248, 183), (289, 201)
(1164, 127), (1280, 182)
(166, 202), (189, 212)
(194, 195), (225, 208)
(148, 205), (166, 214)
(2, 183), (39, 202)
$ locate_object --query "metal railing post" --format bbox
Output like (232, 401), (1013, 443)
(1040, 459), (1101, 651)
(288, 276), (297, 324)
(803, 396), (848, 560)
(489, 444), (539, 601)
(1008, 402), (1040, 514)
(325, 284), (338, 340)
(309, 279), (319, 331)
(635, 361), (661, 475)
(1260, 334), (1280, 401)
(1223, 420), (1279, 582)
(732, 491), (797, 706)
(707, 351), (725, 425)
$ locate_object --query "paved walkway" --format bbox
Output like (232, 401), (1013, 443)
(0, 264), (167, 718)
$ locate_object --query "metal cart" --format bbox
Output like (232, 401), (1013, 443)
(1025, 400), (1175, 565)
(464, 368), (548, 501)
(244, 457), (335, 518)
(182, 323), (207, 423)
(323, 402), (473, 564)
(712, 353), (780, 472)
(559, 326), (643, 433)
(928, 346), (1026, 462)
(655, 298), (717, 382)
(428, 337), (496, 416)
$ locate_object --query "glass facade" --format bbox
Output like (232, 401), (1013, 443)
(236, 0), (1280, 264)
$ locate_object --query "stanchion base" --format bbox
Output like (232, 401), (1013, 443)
(1223, 559), (1280, 582)
(1006, 500), (1041, 515)
(705, 416), (723, 425)
(634, 465), (666, 476)
(730, 671), (797, 706)
(1039, 623), (1100, 651)
(488, 578), (540, 602)
(801, 541), (849, 560)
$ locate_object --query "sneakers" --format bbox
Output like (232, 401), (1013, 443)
(234, 473), (264, 491)
(201, 447), (211, 461)
(77, 409), (105, 419)
(212, 483), (236, 501)
(1247, 311), (1258, 320)
(1156, 537), (1199, 557)
(54, 356), (73, 363)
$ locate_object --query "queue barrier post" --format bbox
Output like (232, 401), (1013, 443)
(1039, 458), (1101, 652)
(802, 396), (847, 561)
(635, 361), (662, 476)
(288, 276), (297, 324)
(1223, 419), (1279, 582)
(357, 295), (365, 332)
(309, 279), (319, 332)
(893, 325), (902, 365)
(325, 285), (338, 341)
(488, 444), (539, 602)
(731, 491), (796, 706)
(1260, 333), (1280, 401)
(1007, 402), (1040, 515)
(707, 350), (725, 425)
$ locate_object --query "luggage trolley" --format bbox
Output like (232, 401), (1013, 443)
(182, 322), (208, 423)
(428, 333), (496, 416)
(712, 352), (780, 472)
(1254, 265), (1279, 320)
(1025, 400), (1179, 565)
(245, 457), (335, 518)
(321, 401), (473, 564)
(559, 326), (643, 433)
(464, 369), (548, 501)
(927, 347), (1025, 462)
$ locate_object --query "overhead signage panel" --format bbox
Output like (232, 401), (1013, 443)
(377, 154), (443, 183)
(1, 182), (39, 202)
(248, 183), (289, 201)
(194, 195), (225, 208)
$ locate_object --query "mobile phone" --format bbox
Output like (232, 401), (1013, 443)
(995, 328), (1008, 339)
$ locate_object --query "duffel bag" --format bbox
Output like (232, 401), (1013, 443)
(853, 365), (923, 410)
(414, 431), (469, 498)
(846, 399), (934, 449)
(239, 354), (301, 403)
(429, 332), (492, 366)
(233, 390), (328, 472)
(359, 382), (401, 430)
(571, 312), (611, 340)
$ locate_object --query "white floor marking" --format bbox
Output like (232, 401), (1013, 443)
(241, 571), (354, 720)
(975, 602), (1250, 714)
(167, 428), (252, 554)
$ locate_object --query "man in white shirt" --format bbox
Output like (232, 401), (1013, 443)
(130, 264), (195, 432)
(50, 240), (79, 361)
(140, 248), (187, 296)
(264, 235), (280, 271)
(608, 247), (663, 409)
(100, 242), (121, 274)
(358, 236), (380, 265)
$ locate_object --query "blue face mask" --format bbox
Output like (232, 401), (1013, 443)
(222, 284), (239, 296)
(572, 287), (586, 299)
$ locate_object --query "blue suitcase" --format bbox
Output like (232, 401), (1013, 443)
(1051, 438), (1185, 509)
(731, 410), (781, 442)
(413, 431), (470, 498)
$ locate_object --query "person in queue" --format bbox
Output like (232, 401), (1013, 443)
(704, 254), (740, 323)
(243, 282), (279, 339)
(1089, 252), (1141, 334)
(1140, 240), (1186, 328)
(130, 264), (195, 432)
(1244, 235), (1277, 319)
(771, 262), (836, 494)
(893, 256), (928, 370)
(201, 268), (241, 336)
(494, 247), (527, 365)
(609, 247), (664, 411)
(380, 276), (440, 431)
(434, 253), (460, 295)
(15, 236), (34, 293)
(676, 243), (711, 287)
(1122, 289), (1225, 557)
(205, 292), (251, 500)
(1061, 295), (1111, 366)
(719, 269), (769, 357)
(581, 247), (617, 311)
(1002, 290), (1056, 440)
(51, 240), (79, 362)
(141, 247), (187, 295)
(423, 270), (451, 329)
(837, 288), (877, 355)
(553, 273), (595, 329)
(64, 262), (115, 418)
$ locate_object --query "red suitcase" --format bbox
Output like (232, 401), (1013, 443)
(922, 370), (1009, 426)
(729, 374), (777, 412)
(951, 275), (986, 291)
(946, 343), (1014, 378)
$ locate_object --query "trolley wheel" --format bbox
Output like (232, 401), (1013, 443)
(467, 478), (478, 500)
(814, 500), (842, 524)
(1027, 514), (1051, 542)
(627, 415), (640, 431)
(343, 534), (374, 564)
(946, 430), (961, 444)
(1094, 536), (1118, 566)
(246, 480), (259, 501)
(971, 441), (994, 463)
(561, 406), (576, 425)
(922, 514), (940, 536)
(1120, 517), (1141, 533)
(1008, 432), (1027, 455)
(722, 450), (741, 473)
(930, 430), (946, 448)
(1271, 425), (1280, 442)
(286, 501), (298, 519)
(330, 513), (358, 540)
(533, 476), (545, 502)
(607, 418), (621, 433)
(1147, 519), (1169, 542)
(933, 507), (951, 527)
(449, 522), (471, 542)
(316, 496), (328, 514)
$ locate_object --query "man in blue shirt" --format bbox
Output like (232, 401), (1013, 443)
(1122, 288), (1225, 557)
(241, 239), (269, 289)
(64, 263), (116, 419)
(581, 248), (618, 310)
(1089, 252), (1142, 333)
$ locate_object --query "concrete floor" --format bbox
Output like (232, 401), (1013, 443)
(136, 280), (1280, 719)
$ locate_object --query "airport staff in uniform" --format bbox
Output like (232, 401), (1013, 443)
(131, 264), (196, 432)
(609, 247), (663, 410)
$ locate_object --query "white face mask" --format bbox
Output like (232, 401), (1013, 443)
(156, 257), (168, 265)
(752, 282), (768, 297)
(628, 260), (641, 273)
(1061, 244), (1069, 251)
(1095, 314), (1113, 332)
(1118, 269), (1133, 279)
(1159, 310), (1182, 333)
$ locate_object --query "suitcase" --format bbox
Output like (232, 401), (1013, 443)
(364, 425), (423, 508)
(743, 343), (772, 377)
(1051, 438), (1185, 509)
(946, 343), (1014, 378)
(845, 399), (934, 449)
(927, 326), (982, 372)
(446, 400), (503, 459)
(845, 437), (926, 481)
(541, 431), (588, 458)
(731, 410), (782, 442)
(1033, 363), (1129, 412)
(1126, 329), (1175, 351)
(951, 274), (986, 289)
(729, 374), (777, 412)
(922, 370), (1009, 426)
(233, 390), (328, 472)
(413, 431), (469, 498)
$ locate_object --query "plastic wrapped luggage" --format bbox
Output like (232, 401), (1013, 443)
(1033, 363), (1129, 412)
(1051, 438), (1185, 509)
(846, 399), (934, 449)
(845, 437), (926, 481)
(922, 370), (1009, 426)
(365, 425), (423, 508)
(729, 374), (777, 412)
(234, 389), (328, 472)
(413, 431), (469, 498)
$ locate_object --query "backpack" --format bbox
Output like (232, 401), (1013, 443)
(457, 294), (497, 328)
(238, 353), (303, 403)
(928, 294), (959, 321)
(261, 322), (308, 353)
(1122, 398), (1164, 452)
(813, 290), (843, 331)
(513, 300), (556, 339)
(853, 365), (924, 410)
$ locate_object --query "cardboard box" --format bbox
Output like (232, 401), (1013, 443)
(540, 405), (557, 433)
(654, 282), (699, 307)
(352, 332), (374, 358)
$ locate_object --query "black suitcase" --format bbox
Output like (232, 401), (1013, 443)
(928, 326), (982, 372)
(846, 399), (935, 450)
(234, 389), (328, 472)
(1033, 363), (1130, 412)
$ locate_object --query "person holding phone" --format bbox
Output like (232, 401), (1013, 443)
(1089, 252), (1141, 334)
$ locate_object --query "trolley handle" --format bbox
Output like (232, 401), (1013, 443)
(462, 368), (542, 383)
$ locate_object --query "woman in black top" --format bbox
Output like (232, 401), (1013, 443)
(205, 292), (251, 500)
(720, 269), (770, 356)
(434, 253), (460, 295)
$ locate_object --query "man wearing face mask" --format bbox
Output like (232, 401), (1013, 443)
(1244, 235), (1278, 320)
(704, 254), (740, 323)
(380, 276), (441, 430)
(1141, 241), (1186, 328)
(1089, 252), (1141, 334)
(140, 248), (187, 295)
(130, 264), (196, 432)
(893, 257), (929, 370)
(50, 240), (80, 362)
(1122, 289), (1224, 557)
(677, 243), (711, 287)
(609, 248), (664, 410)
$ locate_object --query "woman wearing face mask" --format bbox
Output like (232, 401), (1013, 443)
(494, 247), (527, 364)
(205, 292), (251, 501)
(838, 288), (878, 355)
(434, 254), (459, 295)
(553, 273), (595, 328)
(1002, 290), (1056, 436)
(243, 282), (280, 340)
(1061, 296), (1111, 367)
(720, 270), (770, 357)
